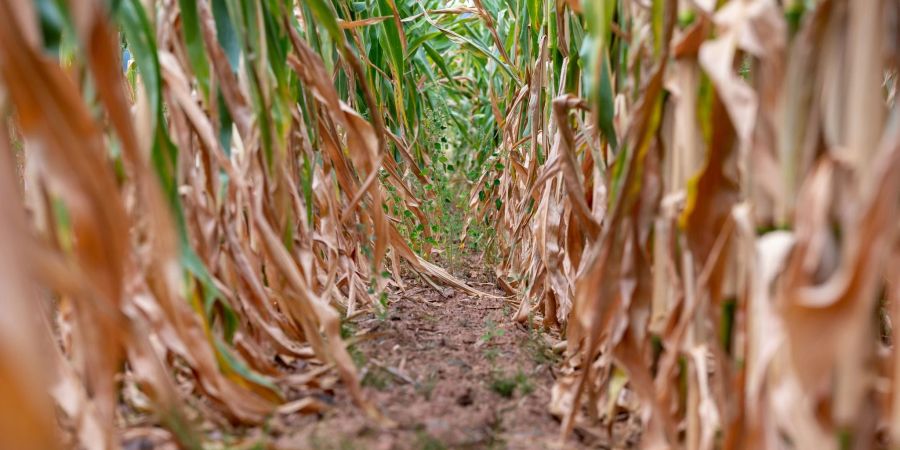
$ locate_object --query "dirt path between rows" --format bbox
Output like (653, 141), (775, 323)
(121, 259), (640, 449)
(265, 260), (607, 450)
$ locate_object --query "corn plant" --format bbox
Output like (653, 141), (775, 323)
(1, 0), (898, 449)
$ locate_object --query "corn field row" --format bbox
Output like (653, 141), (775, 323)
(0, 0), (898, 448)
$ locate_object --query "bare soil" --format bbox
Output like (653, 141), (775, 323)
(268, 259), (593, 450)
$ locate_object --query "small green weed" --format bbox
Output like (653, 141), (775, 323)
(362, 367), (391, 390)
(521, 326), (560, 366)
(489, 369), (533, 398)
(349, 345), (366, 369)
(483, 347), (500, 362)
(375, 291), (390, 321)
(340, 320), (356, 339)
(516, 371), (534, 395)
(490, 374), (517, 398)
(414, 430), (446, 450)
(479, 319), (505, 344)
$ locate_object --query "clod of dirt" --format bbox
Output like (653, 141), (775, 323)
(456, 388), (474, 406)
